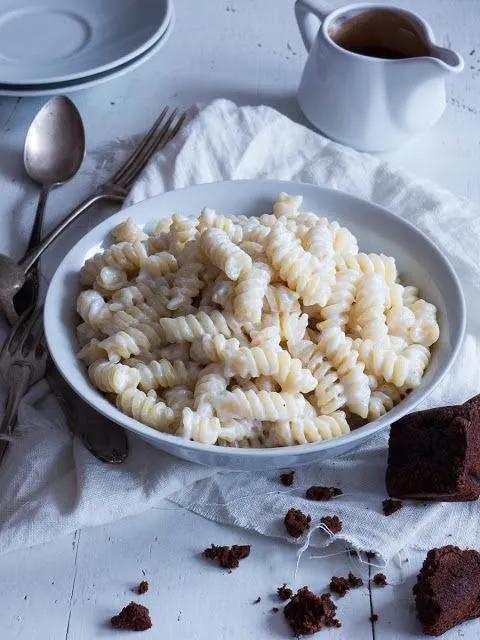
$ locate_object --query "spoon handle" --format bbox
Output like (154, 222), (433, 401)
(25, 186), (51, 256)
(18, 192), (124, 273)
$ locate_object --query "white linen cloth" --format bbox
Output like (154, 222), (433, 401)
(0, 99), (478, 561)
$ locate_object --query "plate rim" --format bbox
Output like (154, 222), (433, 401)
(0, 10), (174, 97)
(44, 179), (466, 459)
(0, 0), (173, 85)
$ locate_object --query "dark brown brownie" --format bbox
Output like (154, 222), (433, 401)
(111, 602), (152, 631)
(330, 573), (363, 597)
(373, 573), (387, 587)
(414, 545), (480, 636)
(280, 471), (295, 486)
(320, 515), (342, 534)
(347, 572), (363, 588)
(277, 584), (293, 601)
(382, 498), (403, 516)
(386, 396), (480, 501)
(284, 587), (340, 635)
(253, 596), (261, 604)
(284, 508), (311, 538)
(135, 580), (149, 595)
(305, 486), (343, 501)
(329, 576), (350, 597)
(203, 544), (250, 570)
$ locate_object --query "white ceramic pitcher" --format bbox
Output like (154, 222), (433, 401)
(295, 2), (464, 152)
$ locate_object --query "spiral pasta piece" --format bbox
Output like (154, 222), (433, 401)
(263, 284), (300, 313)
(112, 217), (148, 243)
(200, 228), (252, 280)
(337, 252), (397, 284)
(88, 360), (140, 393)
(116, 387), (174, 431)
(265, 224), (331, 306)
(214, 388), (305, 421)
(126, 358), (201, 391)
(368, 384), (403, 419)
(350, 273), (388, 341)
(317, 326), (370, 418)
(266, 411), (350, 445)
(318, 269), (359, 330)
(160, 310), (233, 343)
(233, 263), (271, 324)
(80, 241), (147, 285)
(197, 207), (243, 243)
(77, 290), (113, 332)
(177, 408), (221, 444)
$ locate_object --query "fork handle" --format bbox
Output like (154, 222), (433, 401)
(0, 365), (32, 464)
(18, 191), (125, 274)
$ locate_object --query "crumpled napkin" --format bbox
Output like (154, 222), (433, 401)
(0, 99), (478, 561)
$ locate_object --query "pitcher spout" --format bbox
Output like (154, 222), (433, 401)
(427, 45), (464, 74)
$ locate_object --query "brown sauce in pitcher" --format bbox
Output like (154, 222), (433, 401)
(329, 9), (431, 60)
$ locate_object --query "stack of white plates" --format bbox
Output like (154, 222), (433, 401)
(0, 0), (174, 96)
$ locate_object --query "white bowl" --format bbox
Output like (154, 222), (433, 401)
(44, 180), (465, 470)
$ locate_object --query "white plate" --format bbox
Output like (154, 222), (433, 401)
(0, 11), (174, 97)
(44, 180), (466, 470)
(0, 0), (172, 85)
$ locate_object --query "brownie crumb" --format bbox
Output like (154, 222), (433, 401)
(111, 602), (152, 631)
(284, 587), (340, 635)
(330, 576), (350, 597)
(373, 573), (387, 587)
(253, 596), (261, 604)
(305, 486), (343, 501)
(320, 515), (342, 534)
(203, 544), (251, 570)
(382, 498), (403, 516)
(271, 607), (279, 613)
(284, 508), (311, 538)
(348, 572), (363, 588)
(135, 580), (149, 595)
(277, 584), (293, 601)
(370, 614), (379, 623)
(330, 573), (363, 597)
(280, 471), (295, 486)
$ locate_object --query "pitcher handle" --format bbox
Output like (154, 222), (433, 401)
(295, 0), (329, 51)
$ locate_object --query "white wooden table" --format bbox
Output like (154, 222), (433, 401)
(0, 1), (478, 638)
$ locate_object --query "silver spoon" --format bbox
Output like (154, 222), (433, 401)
(0, 96), (85, 323)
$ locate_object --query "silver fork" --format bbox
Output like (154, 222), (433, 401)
(20, 106), (188, 275)
(0, 306), (47, 464)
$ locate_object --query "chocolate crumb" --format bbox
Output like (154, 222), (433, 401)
(135, 580), (149, 595)
(348, 572), (363, 588)
(203, 544), (250, 570)
(271, 607), (279, 613)
(330, 576), (350, 597)
(111, 602), (152, 631)
(320, 515), (342, 534)
(284, 508), (311, 538)
(330, 573), (363, 597)
(305, 486), (343, 501)
(382, 498), (403, 516)
(277, 584), (293, 601)
(253, 596), (261, 604)
(280, 471), (295, 486)
(284, 587), (341, 635)
(370, 614), (379, 623)
(373, 573), (387, 586)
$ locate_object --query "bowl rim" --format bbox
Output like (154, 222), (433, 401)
(44, 179), (466, 459)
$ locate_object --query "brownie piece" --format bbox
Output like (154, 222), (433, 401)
(382, 498), (403, 516)
(414, 545), (480, 636)
(135, 580), (148, 595)
(330, 573), (363, 597)
(280, 471), (295, 486)
(320, 515), (342, 534)
(203, 544), (250, 570)
(373, 573), (387, 587)
(284, 508), (311, 538)
(347, 572), (363, 588)
(277, 584), (293, 601)
(111, 602), (152, 631)
(284, 587), (340, 635)
(305, 486), (343, 501)
(386, 397), (480, 501)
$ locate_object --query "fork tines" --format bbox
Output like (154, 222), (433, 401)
(110, 107), (188, 193)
